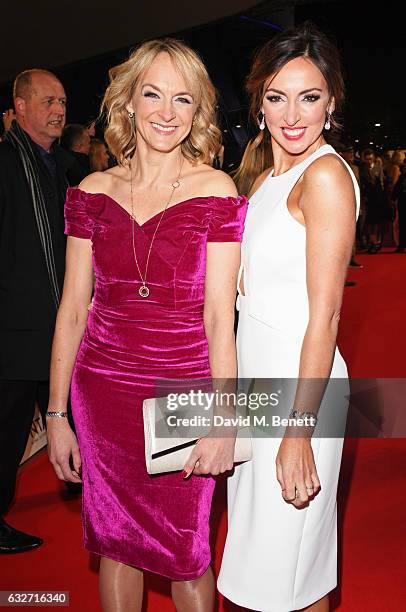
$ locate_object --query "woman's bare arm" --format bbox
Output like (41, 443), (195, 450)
(299, 154), (356, 379)
(48, 237), (93, 411)
(184, 173), (242, 477)
(47, 235), (93, 482)
(203, 242), (240, 381)
(183, 240), (241, 477)
(276, 154), (356, 507)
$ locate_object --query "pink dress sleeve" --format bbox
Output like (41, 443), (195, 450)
(207, 195), (248, 242)
(64, 187), (93, 239)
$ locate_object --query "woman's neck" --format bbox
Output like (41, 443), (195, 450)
(271, 136), (326, 176)
(129, 142), (184, 188)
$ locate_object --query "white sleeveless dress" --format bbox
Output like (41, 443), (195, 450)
(217, 145), (360, 611)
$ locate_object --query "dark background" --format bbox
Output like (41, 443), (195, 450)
(1, 0), (404, 159)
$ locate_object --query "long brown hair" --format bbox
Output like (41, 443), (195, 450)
(235, 21), (345, 196)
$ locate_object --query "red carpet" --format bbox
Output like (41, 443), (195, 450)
(1, 249), (406, 611)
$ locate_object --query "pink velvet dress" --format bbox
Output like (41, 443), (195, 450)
(64, 187), (247, 580)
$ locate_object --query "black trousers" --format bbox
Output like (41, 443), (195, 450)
(0, 380), (75, 516)
(0, 380), (49, 515)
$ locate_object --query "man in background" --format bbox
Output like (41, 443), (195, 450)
(89, 138), (110, 172)
(61, 123), (91, 185)
(0, 69), (71, 553)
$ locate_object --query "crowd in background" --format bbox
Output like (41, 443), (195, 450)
(337, 145), (406, 254)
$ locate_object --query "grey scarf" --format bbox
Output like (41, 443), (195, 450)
(5, 121), (61, 309)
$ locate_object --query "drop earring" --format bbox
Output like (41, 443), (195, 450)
(324, 113), (331, 131)
(128, 112), (134, 119)
(258, 111), (266, 131)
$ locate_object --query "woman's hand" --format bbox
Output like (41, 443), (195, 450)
(46, 419), (82, 483)
(183, 436), (235, 478)
(276, 437), (321, 507)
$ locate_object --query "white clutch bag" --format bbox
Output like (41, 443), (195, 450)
(142, 397), (252, 475)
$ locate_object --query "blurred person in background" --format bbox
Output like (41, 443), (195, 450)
(212, 143), (225, 169)
(89, 138), (110, 172)
(0, 69), (70, 553)
(360, 148), (387, 253)
(338, 144), (359, 180)
(375, 154), (383, 169)
(86, 119), (96, 138)
(61, 123), (91, 185)
(392, 161), (406, 252)
(338, 144), (362, 267)
(384, 150), (403, 195)
(385, 149), (405, 245)
(1, 109), (17, 135)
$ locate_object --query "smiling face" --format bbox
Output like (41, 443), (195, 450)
(127, 52), (196, 154)
(14, 72), (66, 150)
(262, 56), (334, 156)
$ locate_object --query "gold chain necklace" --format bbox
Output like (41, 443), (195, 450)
(130, 157), (184, 298)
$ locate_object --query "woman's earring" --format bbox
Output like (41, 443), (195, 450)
(258, 111), (266, 131)
(324, 113), (331, 131)
(128, 112), (134, 119)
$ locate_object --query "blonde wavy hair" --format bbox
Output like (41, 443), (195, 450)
(101, 38), (222, 166)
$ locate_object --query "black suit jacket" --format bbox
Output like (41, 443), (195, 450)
(0, 136), (71, 380)
(64, 150), (91, 186)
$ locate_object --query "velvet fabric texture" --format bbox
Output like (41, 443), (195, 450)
(64, 187), (247, 580)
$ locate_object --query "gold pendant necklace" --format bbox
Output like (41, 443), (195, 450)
(130, 157), (184, 298)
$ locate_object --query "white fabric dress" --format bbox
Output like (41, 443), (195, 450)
(217, 144), (360, 611)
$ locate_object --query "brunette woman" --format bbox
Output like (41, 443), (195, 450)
(218, 22), (359, 612)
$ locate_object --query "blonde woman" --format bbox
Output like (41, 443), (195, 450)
(46, 39), (247, 611)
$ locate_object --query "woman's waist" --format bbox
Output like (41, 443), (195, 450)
(93, 280), (204, 319)
(89, 303), (204, 323)
(85, 308), (207, 344)
(237, 291), (309, 333)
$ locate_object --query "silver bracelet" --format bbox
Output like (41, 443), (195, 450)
(288, 409), (318, 426)
(46, 411), (68, 418)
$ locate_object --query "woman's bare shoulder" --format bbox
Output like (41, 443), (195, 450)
(77, 165), (123, 194)
(189, 164), (238, 198)
(301, 153), (356, 212)
(304, 153), (351, 186)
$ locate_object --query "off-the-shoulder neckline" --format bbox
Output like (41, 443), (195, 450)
(67, 187), (247, 228)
